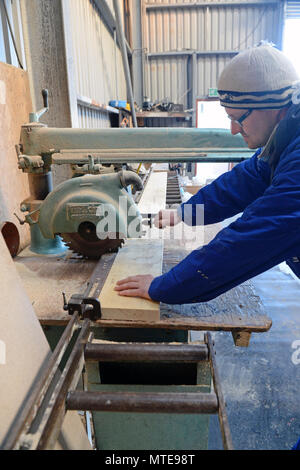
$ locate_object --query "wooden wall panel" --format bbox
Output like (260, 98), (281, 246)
(0, 234), (91, 449)
(0, 62), (32, 252)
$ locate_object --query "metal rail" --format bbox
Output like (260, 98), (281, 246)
(36, 319), (92, 450)
(145, 1), (279, 10)
(206, 333), (234, 450)
(2, 312), (81, 450)
(166, 171), (182, 206)
(6, 320), (233, 450)
(84, 342), (209, 363)
(66, 390), (219, 414)
(52, 150), (250, 165)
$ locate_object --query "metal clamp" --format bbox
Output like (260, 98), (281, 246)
(63, 293), (101, 321)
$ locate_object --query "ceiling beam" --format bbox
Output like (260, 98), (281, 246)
(145, 1), (280, 11)
(147, 50), (239, 58)
(93, 0), (132, 56)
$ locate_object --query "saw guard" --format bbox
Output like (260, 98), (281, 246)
(37, 173), (142, 242)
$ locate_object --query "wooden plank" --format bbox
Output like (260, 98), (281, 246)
(184, 185), (202, 195)
(153, 163), (169, 172)
(100, 239), (163, 321)
(15, 226), (272, 341)
(15, 237), (272, 339)
(232, 330), (251, 347)
(137, 171), (167, 214)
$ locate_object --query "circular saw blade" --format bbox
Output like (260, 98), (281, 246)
(61, 222), (124, 259)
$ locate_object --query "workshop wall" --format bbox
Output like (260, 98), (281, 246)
(67, 0), (128, 129)
(18, 0), (131, 185)
(69, 0), (127, 112)
(0, 61), (31, 253)
(19, 0), (128, 131)
(142, 0), (284, 111)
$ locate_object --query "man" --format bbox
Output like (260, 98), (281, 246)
(115, 43), (300, 305)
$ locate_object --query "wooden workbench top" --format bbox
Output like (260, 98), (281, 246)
(15, 246), (97, 323)
(15, 236), (272, 347)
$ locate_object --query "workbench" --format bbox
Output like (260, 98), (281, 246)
(15, 233), (272, 348)
(12, 223), (273, 450)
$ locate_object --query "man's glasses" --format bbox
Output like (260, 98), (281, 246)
(231, 109), (253, 128)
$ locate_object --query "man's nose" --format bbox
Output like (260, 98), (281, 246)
(230, 121), (241, 135)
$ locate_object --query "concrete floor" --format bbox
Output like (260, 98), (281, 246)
(191, 265), (300, 450)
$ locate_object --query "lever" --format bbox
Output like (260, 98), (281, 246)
(29, 89), (49, 123)
(62, 292), (68, 311)
(42, 89), (49, 109)
(14, 212), (26, 225)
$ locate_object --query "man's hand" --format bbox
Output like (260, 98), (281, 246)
(154, 209), (181, 229)
(114, 275), (154, 300)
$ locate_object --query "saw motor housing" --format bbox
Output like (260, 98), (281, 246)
(38, 171), (142, 241)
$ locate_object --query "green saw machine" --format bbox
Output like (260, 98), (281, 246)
(16, 89), (251, 259)
(14, 90), (252, 450)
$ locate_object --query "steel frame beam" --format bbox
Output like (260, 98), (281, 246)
(147, 50), (239, 59)
(145, 1), (280, 11)
(93, 0), (132, 56)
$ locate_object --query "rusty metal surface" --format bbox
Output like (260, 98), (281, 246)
(66, 390), (219, 414)
(206, 332), (233, 450)
(36, 318), (91, 450)
(84, 342), (209, 363)
(2, 313), (81, 450)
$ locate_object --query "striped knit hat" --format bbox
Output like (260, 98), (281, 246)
(217, 44), (299, 109)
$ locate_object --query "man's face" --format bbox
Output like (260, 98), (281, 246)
(224, 107), (284, 149)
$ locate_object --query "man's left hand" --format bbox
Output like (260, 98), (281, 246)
(114, 275), (154, 300)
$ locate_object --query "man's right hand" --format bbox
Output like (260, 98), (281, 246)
(154, 209), (182, 229)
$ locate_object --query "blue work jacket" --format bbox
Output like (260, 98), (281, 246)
(149, 115), (300, 304)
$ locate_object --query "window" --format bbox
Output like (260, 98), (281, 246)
(196, 99), (229, 130)
(195, 99), (231, 184)
(282, 1), (300, 76)
(0, 0), (25, 69)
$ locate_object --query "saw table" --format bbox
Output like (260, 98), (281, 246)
(13, 168), (272, 450)
(13, 237), (271, 450)
(15, 225), (271, 348)
(9, 96), (271, 449)
(13, 163), (272, 450)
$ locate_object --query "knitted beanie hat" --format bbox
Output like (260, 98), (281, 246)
(217, 43), (299, 109)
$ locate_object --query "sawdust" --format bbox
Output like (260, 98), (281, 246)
(15, 250), (97, 321)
